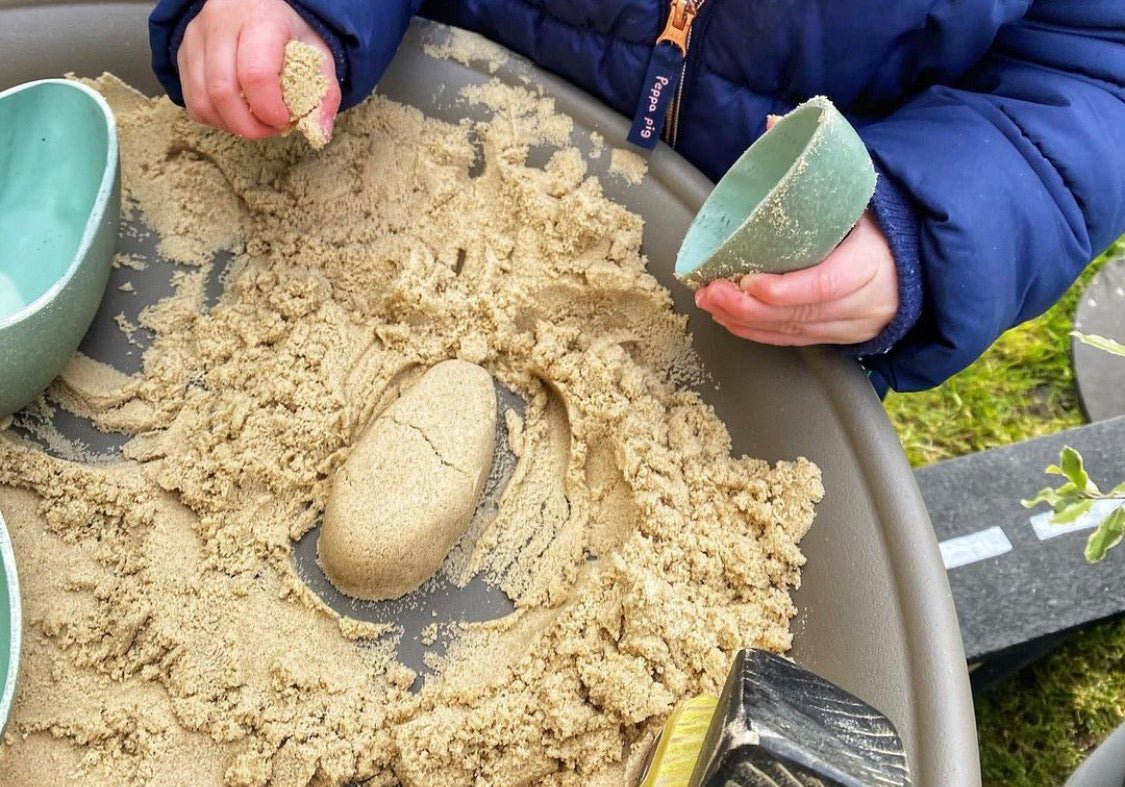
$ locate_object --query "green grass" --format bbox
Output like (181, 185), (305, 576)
(884, 238), (1125, 787)
(975, 619), (1125, 786)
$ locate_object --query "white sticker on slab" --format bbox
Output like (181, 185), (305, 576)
(939, 526), (1013, 570)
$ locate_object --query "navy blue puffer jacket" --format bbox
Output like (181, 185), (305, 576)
(150, 0), (1125, 394)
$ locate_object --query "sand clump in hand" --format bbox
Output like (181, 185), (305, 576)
(280, 40), (330, 149)
(0, 61), (823, 786)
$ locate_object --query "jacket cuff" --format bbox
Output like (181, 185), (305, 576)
(843, 168), (924, 358)
(150, 0), (204, 105)
(286, 2), (348, 88)
(157, 0), (347, 105)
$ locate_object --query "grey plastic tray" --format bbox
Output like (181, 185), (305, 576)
(0, 4), (980, 784)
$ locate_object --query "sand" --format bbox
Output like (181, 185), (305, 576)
(280, 41), (329, 149)
(318, 360), (498, 601)
(609, 147), (648, 185)
(0, 60), (822, 786)
(422, 27), (510, 75)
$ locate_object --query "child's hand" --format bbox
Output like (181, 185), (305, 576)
(177, 0), (341, 141)
(693, 211), (899, 346)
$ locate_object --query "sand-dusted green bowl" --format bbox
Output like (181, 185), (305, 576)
(675, 96), (876, 287)
(0, 508), (20, 736)
(0, 79), (120, 418)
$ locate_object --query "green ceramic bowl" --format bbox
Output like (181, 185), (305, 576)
(0, 508), (20, 736)
(0, 79), (120, 418)
(674, 96), (876, 287)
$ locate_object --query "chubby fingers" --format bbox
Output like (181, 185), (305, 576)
(205, 26), (280, 139)
(711, 312), (874, 345)
(297, 32), (342, 142)
(736, 214), (887, 307)
(179, 25), (220, 128)
(237, 20), (292, 129)
(698, 277), (875, 325)
(693, 212), (898, 346)
(696, 280), (880, 344)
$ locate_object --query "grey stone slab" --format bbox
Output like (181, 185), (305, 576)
(915, 417), (1125, 676)
(1074, 257), (1125, 422)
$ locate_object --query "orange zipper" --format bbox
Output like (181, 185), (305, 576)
(656, 0), (701, 53)
(627, 0), (707, 150)
(660, 0), (706, 147)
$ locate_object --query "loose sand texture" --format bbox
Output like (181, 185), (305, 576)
(609, 147), (647, 185)
(281, 40), (330, 149)
(0, 66), (822, 786)
(422, 27), (510, 75)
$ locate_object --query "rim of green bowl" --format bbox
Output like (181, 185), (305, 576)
(0, 508), (20, 735)
(674, 95), (842, 281)
(0, 78), (118, 330)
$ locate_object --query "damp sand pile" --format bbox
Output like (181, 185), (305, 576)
(0, 66), (822, 786)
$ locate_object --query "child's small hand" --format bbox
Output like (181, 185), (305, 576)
(693, 211), (899, 346)
(177, 0), (341, 141)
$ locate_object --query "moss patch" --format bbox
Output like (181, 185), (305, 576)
(976, 619), (1125, 786)
(884, 237), (1125, 786)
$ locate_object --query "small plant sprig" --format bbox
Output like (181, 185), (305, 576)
(1022, 332), (1125, 563)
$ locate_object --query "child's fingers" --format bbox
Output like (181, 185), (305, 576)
(738, 215), (884, 307)
(698, 276), (882, 326)
(738, 251), (875, 308)
(317, 74), (342, 142)
(237, 21), (291, 129)
(696, 213), (898, 347)
(712, 313), (876, 345)
(299, 33), (341, 141)
(206, 27), (278, 140)
(702, 275), (895, 328)
(711, 313), (820, 345)
(696, 271), (893, 344)
(179, 30), (221, 129)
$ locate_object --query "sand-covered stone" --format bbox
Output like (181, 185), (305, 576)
(319, 360), (497, 600)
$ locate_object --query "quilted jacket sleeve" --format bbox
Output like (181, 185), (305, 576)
(149, 0), (423, 111)
(855, 0), (1125, 393)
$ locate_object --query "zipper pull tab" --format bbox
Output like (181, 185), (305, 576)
(628, 0), (699, 150)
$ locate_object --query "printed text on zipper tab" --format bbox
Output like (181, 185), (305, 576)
(626, 0), (702, 150)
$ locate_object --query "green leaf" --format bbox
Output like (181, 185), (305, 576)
(1055, 481), (1078, 496)
(1023, 487), (1063, 509)
(1072, 331), (1125, 358)
(1058, 446), (1095, 493)
(1085, 506), (1125, 563)
(1050, 498), (1095, 525)
(1023, 480), (1092, 512)
(1052, 482), (1083, 509)
(1044, 474), (1086, 498)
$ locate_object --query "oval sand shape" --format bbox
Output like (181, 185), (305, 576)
(319, 360), (498, 600)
